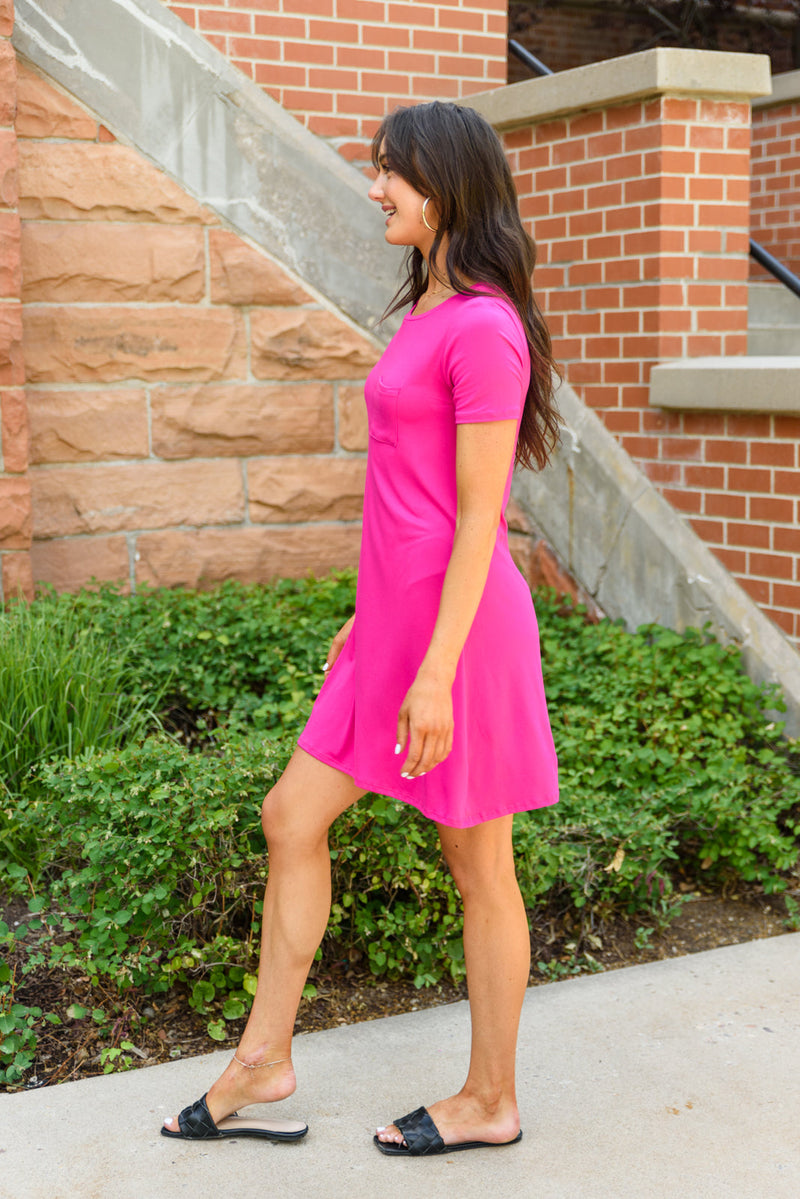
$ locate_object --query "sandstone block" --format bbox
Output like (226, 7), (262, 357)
(24, 307), (247, 384)
(0, 0), (13, 38)
(17, 143), (217, 223)
(0, 128), (18, 207)
(248, 456), (366, 523)
(0, 475), (32, 548)
(0, 302), (23, 386)
(0, 40), (16, 127)
(2, 551), (34, 601)
(15, 61), (98, 139)
(21, 224), (205, 303)
(505, 496), (533, 534)
(1, 387), (29, 472)
(30, 460), (244, 537)
(337, 383), (368, 451)
(209, 230), (312, 306)
(151, 383), (334, 459)
(26, 388), (148, 464)
(0, 209), (20, 297)
(135, 524), (362, 590)
(251, 309), (379, 380)
(30, 535), (129, 593)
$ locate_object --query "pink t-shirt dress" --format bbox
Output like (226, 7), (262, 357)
(298, 291), (559, 828)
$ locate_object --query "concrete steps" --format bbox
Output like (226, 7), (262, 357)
(748, 282), (800, 355)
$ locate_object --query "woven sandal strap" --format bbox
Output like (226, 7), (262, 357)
(394, 1107), (445, 1155)
(177, 1094), (221, 1139)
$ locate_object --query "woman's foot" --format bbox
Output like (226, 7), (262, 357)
(162, 1051), (296, 1134)
(375, 1091), (519, 1148)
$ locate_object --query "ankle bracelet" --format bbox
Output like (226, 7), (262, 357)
(232, 1053), (290, 1070)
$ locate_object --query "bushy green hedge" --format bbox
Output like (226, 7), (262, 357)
(1, 574), (799, 1086)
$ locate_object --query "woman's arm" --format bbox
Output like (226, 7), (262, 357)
(397, 417), (518, 778)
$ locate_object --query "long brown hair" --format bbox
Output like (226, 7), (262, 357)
(371, 101), (560, 471)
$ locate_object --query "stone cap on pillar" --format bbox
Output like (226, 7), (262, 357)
(466, 47), (772, 130)
(650, 356), (800, 413)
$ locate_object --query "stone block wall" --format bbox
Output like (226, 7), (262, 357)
(162, 0), (507, 164)
(489, 67), (800, 642)
(751, 74), (800, 278)
(0, 0), (32, 600)
(18, 61), (377, 592)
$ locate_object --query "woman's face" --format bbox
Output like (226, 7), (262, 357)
(368, 141), (436, 254)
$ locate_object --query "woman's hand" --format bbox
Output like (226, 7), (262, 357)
(396, 665), (454, 778)
(323, 614), (355, 677)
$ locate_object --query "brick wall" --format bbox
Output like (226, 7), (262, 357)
(163, 0), (507, 163)
(508, 1), (797, 82)
(751, 96), (800, 277)
(0, 0), (33, 600)
(17, 61), (377, 592)
(504, 95), (800, 642)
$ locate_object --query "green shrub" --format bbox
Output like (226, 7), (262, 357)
(3, 578), (799, 1089)
(0, 593), (162, 871)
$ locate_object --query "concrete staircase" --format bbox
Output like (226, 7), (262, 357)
(748, 282), (800, 355)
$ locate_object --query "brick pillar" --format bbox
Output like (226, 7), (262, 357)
(0, 0), (32, 600)
(505, 93), (752, 444)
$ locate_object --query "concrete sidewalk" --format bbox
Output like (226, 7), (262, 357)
(2, 934), (799, 1199)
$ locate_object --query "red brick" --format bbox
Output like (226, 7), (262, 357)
(775, 470), (800, 495)
(728, 522), (770, 549)
(728, 467), (772, 493)
(739, 576), (771, 605)
(705, 438), (747, 465)
(714, 547), (746, 574)
(705, 492), (746, 519)
(750, 552), (794, 581)
(774, 527), (800, 554)
(685, 465), (724, 489)
(686, 515), (722, 537)
(773, 583), (800, 609)
(27, 388), (148, 464)
(643, 462), (681, 486)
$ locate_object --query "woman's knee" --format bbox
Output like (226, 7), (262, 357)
(261, 775), (331, 852)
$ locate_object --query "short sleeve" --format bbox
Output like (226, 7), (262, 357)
(444, 298), (530, 425)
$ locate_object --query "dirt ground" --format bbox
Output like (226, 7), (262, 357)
(6, 887), (794, 1092)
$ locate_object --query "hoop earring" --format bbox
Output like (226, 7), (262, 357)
(421, 197), (437, 233)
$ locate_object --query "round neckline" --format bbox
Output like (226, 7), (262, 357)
(406, 292), (462, 321)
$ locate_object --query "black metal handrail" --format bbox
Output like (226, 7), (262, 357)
(509, 40), (800, 303)
(508, 39), (553, 78)
(749, 239), (800, 300)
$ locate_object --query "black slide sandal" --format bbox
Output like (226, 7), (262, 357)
(373, 1105), (522, 1156)
(161, 1093), (308, 1142)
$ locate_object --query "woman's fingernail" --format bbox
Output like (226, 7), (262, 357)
(394, 742), (402, 754)
(401, 772), (411, 779)
(322, 662), (330, 672)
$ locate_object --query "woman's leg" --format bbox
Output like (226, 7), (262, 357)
(164, 748), (365, 1131)
(376, 814), (529, 1146)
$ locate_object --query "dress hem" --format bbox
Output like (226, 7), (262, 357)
(296, 733), (558, 830)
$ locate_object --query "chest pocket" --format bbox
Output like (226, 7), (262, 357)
(369, 381), (400, 448)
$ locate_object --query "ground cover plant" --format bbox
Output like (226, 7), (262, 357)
(1, 573), (798, 1088)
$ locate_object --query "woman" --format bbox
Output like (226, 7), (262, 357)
(162, 100), (560, 1156)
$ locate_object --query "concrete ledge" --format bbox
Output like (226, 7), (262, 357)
(12, 0), (401, 338)
(650, 357), (800, 413)
(513, 380), (800, 735)
(467, 48), (772, 131)
(753, 67), (800, 109)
